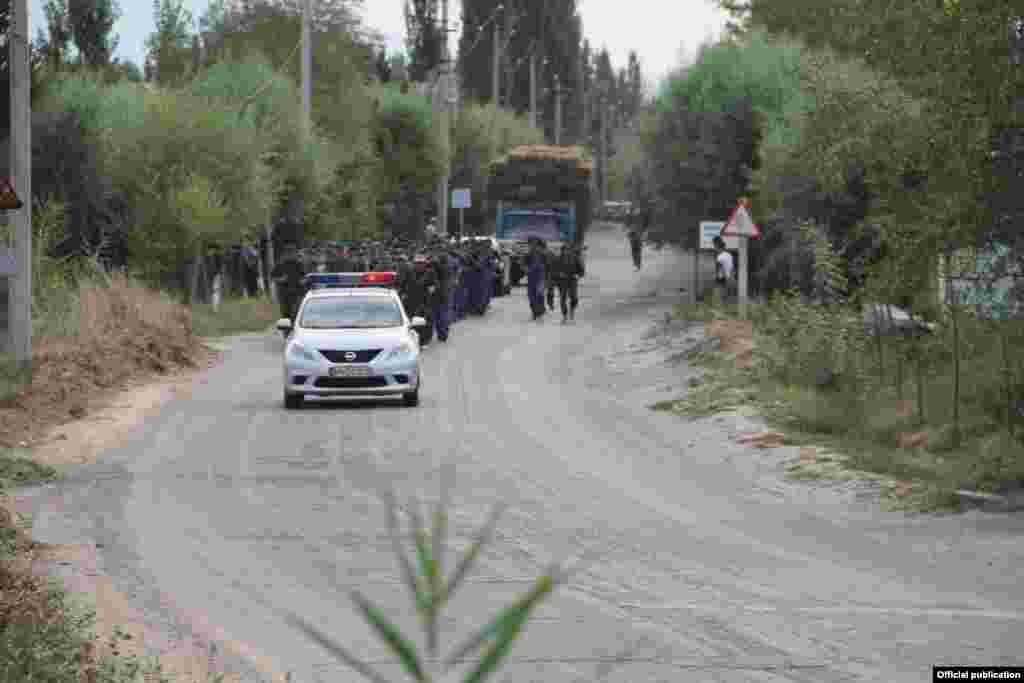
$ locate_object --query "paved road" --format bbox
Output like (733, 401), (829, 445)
(17, 223), (1024, 682)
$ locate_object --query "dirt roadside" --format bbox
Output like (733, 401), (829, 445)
(1, 341), (292, 683)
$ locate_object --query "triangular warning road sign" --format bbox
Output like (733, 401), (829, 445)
(721, 198), (760, 238)
(0, 178), (23, 211)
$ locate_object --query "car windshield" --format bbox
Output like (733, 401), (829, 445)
(299, 297), (403, 329)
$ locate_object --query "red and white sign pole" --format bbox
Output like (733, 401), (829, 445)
(721, 198), (761, 318)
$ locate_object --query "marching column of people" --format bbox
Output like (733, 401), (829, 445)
(271, 231), (586, 343)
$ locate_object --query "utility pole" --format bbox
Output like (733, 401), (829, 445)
(438, 0), (451, 237)
(492, 18), (501, 104)
(600, 96), (608, 204)
(9, 0), (31, 368)
(581, 53), (590, 147)
(529, 53), (537, 129)
(503, 9), (513, 108)
(554, 74), (562, 145)
(302, 0), (312, 129)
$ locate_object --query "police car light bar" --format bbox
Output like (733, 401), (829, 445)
(362, 271), (397, 285)
(304, 272), (398, 289)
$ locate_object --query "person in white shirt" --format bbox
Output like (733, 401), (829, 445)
(713, 236), (736, 303)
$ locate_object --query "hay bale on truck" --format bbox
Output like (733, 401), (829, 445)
(488, 145), (593, 289)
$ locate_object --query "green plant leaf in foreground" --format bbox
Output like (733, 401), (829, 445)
(415, 527), (436, 604)
(441, 502), (506, 605)
(431, 490), (448, 599)
(385, 490), (429, 613)
(414, 523), (439, 658)
(351, 590), (427, 682)
(457, 572), (556, 683)
(428, 499), (448, 659)
(285, 612), (391, 683)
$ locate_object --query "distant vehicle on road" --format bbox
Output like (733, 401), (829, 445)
(488, 145), (593, 288)
(600, 201), (632, 221)
(277, 273), (427, 409)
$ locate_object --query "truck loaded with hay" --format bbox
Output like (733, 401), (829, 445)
(487, 145), (593, 288)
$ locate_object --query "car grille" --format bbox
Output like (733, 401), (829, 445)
(314, 377), (389, 389)
(394, 374), (410, 384)
(319, 349), (381, 363)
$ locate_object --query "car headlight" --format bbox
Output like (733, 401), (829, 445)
(287, 340), (318, 362)
(382, 342), (416, 361)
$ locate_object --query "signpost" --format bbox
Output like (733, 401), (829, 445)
(0, 177), (23, 355)
(0, 178), (24, 210)
(699, 221), (738, 251)
(721, 198), (761, 317)
(451, 188), (471, 238)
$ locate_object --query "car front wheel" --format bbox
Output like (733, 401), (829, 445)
(403, 374), (420, 407)
(284, 390), (303, 410)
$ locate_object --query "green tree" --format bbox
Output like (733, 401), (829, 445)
(37, 0), (71, 69)
(196, 0), (377, 247)
(456, 0), (502, 102)
(404, 0), (442, 82)
(726, 0), (1024, 266)
(374, 48), (392, 83)
(144, 0), (193, 84)
(68, 0), (121, 68)
(449, 101), (544, 231)
(372, 86), (444, 238)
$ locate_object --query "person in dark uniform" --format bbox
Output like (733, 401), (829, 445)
(525, 238), (547, 320)
(464, 246), (483, 315)
(554, 244), (585, 322)
(429, 247), (452, 342)
(448, 246), (464, 323)
(544, 242), (558, 311)
(326, 247), (345, 272)
(242, 244), (260, 297)
(271, 245), (306, 323)
(628, 226), (643, 270)
(412, 254), (435, 345)
(481, 243), (496, 312)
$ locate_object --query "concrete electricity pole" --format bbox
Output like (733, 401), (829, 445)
(554, 74), (562, 145)
(302, 0), (313, 129)
(600, 96), (608, 204)
(502, 10), (513, 108)
(438, 0), (452, 237)
(9, 0), (31, 368)
(492, 18), (501, 104)
(529, 53), (537, 129)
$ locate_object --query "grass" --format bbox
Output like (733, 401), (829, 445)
(0, 353), (31, 404)
(0, 449), (59, 488)
(0, 257), (230, 680)
(189, 296), (279, 338)
(0, 562), (182, 683)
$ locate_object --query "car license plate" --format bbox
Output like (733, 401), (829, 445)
(329, 365), (371, 378)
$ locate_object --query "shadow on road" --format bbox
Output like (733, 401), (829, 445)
(298, 397), (409, 410)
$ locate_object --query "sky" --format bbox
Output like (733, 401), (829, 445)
(360, 0), (731, 87)
(27, 0), (730, 86)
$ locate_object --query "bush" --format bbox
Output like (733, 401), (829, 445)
(780, 385), (863, 435)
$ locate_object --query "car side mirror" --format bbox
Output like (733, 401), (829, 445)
(410, 316), (427, 328)
(275, 318), (293, 332)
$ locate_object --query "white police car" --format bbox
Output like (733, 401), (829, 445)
(276, 272), (427, 409)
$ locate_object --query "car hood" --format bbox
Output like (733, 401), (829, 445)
(294, 327), (413, 350)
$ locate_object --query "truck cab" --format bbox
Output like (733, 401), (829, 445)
(495, 201), (579, 287)
(487, 145), (593, 289)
